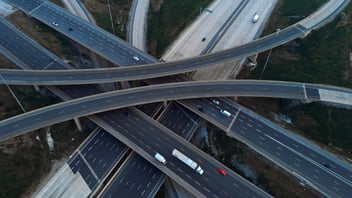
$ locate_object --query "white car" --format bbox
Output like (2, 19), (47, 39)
(154, 153), (167, 165)
(133, 56), (140, 61)
(52, 21), (59, 26)
(212, 99), (220, 105)
(220, 109), (231, 118)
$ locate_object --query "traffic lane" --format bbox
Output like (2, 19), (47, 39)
(80, 129), (128, 178)
(0, 81), (311, 134)
(96, 108), (269, 197)
(4, 0), (44, 13)
(180, 97), (352, 196)
(10, 1), (305, 80)
(0, 17), (170, 197)
(0, 17), (68, 70)
(101, 153), (165, 198)
(220, 97), (352, 183)
(101, 103), (201, 198)
(30, 1), (156, 65)
(305, 85), (320, 100)
(236, 111), (352, 186)
(136, 102), (163, 118)
(68, 152), (99, 190)
(179, 98), (240, 127)
(158, 102), (200, 139)
(232, 116), (352, 196)
(0, 8), (264, 195)
(0, 14), (253, 196)
(0, 27), (52, 68)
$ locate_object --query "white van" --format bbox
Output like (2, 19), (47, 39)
(220, 109), (231, 118)
(154, 153), (167, 165)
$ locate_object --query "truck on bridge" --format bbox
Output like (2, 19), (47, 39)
(172, 149), (204, 175)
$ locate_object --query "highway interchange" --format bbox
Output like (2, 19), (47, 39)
(0, 0), (350, 197)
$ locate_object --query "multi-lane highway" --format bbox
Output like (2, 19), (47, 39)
(3, 79), (347, 141)
(0, 15), (274, 197)
(0, 79), (352, 197)
(98, 103), (201, 197)
(0, 0), (349, 86)
(0, 24), (305, 84)
(1, 0), (350, 196)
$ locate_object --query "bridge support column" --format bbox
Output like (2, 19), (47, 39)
(33, 85), (40, 92)
(246, 55), (258, 70)
(300, 30), (311, 39)
(73, 117), (82, 131)
(301, 98), (313, 104)
(163, 100), (168, 107)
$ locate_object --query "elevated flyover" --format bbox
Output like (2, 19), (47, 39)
(0, 15), (270, 198)
(1, 80), (352, 142)
(0, 80), (351, 197)
(1, 0), (350, 196)
(1, 0), (350, 84)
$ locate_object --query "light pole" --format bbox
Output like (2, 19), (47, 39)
(107, 0), (116, 35)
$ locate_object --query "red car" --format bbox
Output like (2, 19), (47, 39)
(217, 168), (227, 176)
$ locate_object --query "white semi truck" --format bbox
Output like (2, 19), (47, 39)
(172, 149), (204, 175)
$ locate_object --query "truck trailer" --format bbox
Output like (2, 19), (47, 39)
(172, 149), (204, 175)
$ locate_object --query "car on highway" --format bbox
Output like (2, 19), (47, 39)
(217, 168), (227, 176)
(154, 153), (167, 165)
(322, 163), (330, 168)
(220, 109), (231, 117)
(197, 106), (204, 112)
(52, 21), (59, 26)
(202, 37), (206, 42)
(133, 56), (140, 61)
(212, 99), (220, 105)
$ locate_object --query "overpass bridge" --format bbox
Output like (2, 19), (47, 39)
(1, 0), (350, 196)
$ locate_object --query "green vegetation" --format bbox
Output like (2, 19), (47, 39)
(281, 0), (327, 16)
(240, 1), (352, 151)
(0, 121), (88, 197)
(264, 0), (327, 34)
(88, 0), (132, 40)
(0, 144), (50, 198)
(287, 102), (352, 150)
(93, 13), (113, 33)
(250, 19), (352, 87)
(147, 0), (213, 57)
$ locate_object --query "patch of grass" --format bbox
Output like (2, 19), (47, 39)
(93, 13), (113, 33)
(147, 0), (213, 57)
(85, 0), (132, 40)
(263, 0), (327, 33)
(281, 0), (327, 16)
(287, 102), (352, 150)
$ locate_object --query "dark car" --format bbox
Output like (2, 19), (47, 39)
(197, 106), (204, 112)
(322, 163), (330, 168)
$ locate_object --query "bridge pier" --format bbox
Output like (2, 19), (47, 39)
(246, 55), (258, 70)
(74, 117), (83, 131)
(33, 85), (40, 92)
(300, 30), (311, 39)
(163, 100), (168, 107)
